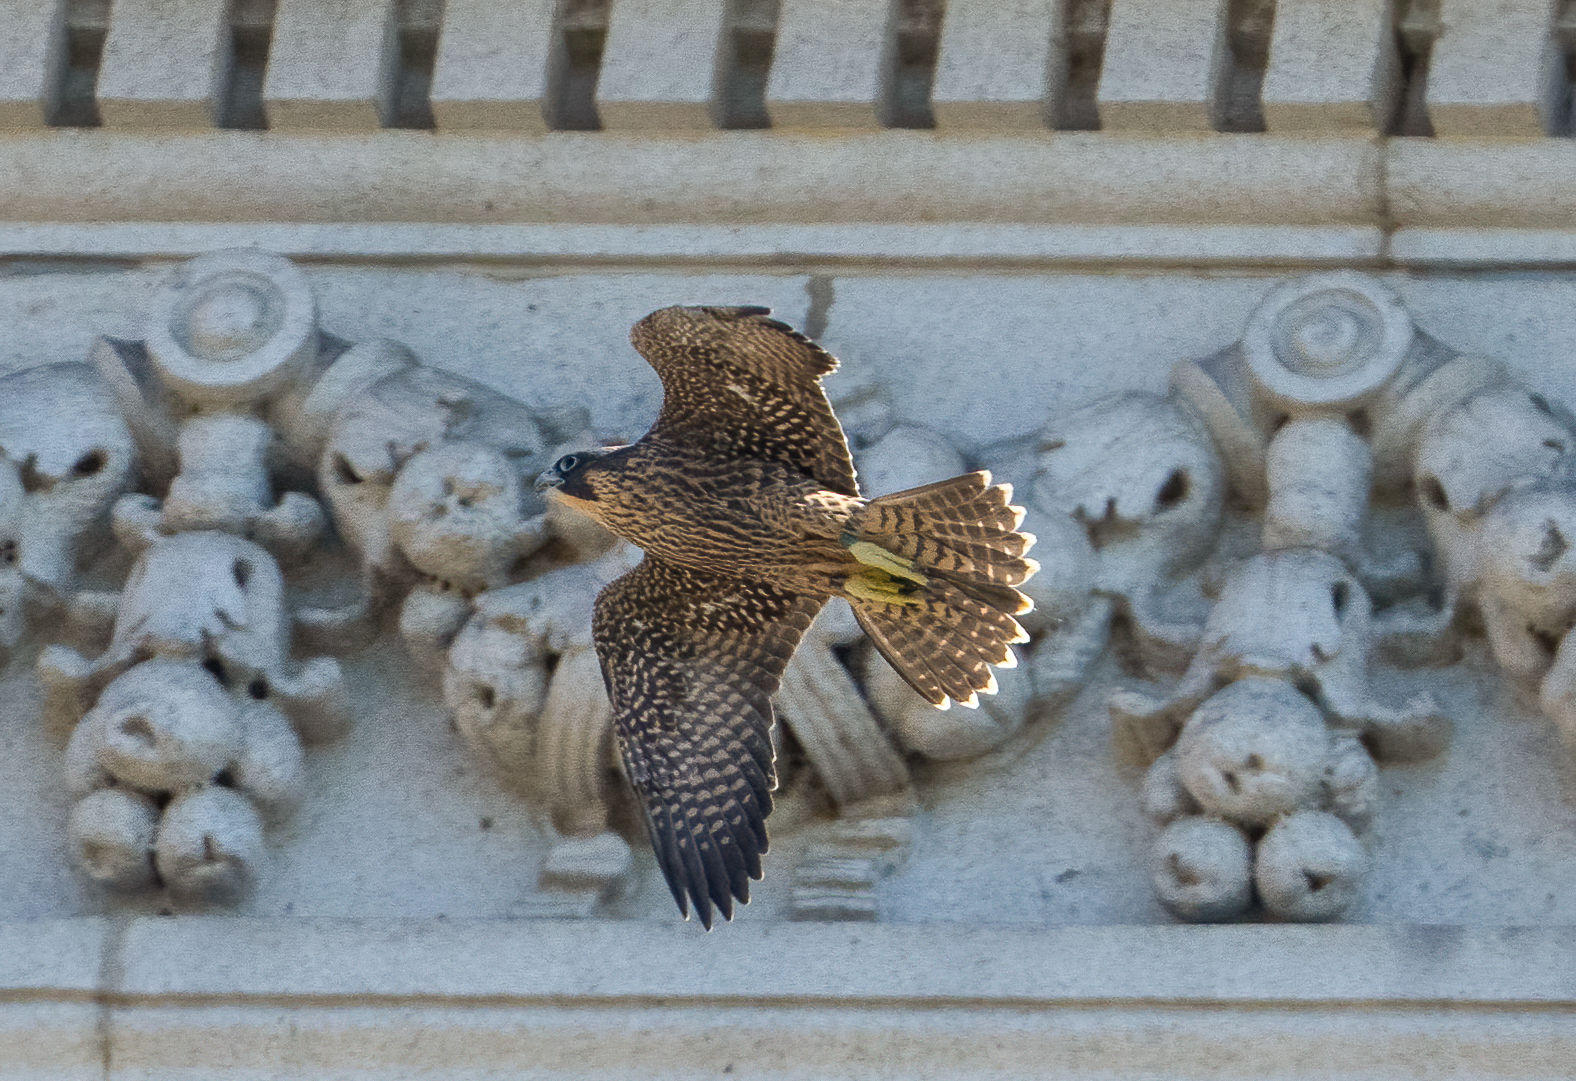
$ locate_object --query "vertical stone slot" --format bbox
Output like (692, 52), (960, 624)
(1554, 0), (1576, 136)
(1214, 0), (1274, 132)
(715, 0), (780, 129)
(48, 0), (109, 127)
(546, 0), (610, 131)
(387, 0), (446, 129)
(1388, 0), (1439, 135)
(1053, 0), (1111, 130)
(218, 0), (276, 130)
(882, 0), (944, 128)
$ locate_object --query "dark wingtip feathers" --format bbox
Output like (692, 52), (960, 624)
(643, 780), (772, 930)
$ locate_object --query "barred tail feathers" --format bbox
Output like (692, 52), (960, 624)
(857, 472), (1037, 582)
(844, 472), (1037, 708)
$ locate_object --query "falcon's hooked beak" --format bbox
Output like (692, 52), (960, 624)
(536, 449), (608, 504)
(533, 467), (562, 495)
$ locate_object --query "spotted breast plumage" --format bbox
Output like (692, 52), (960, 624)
(535, 305), (1038, 928)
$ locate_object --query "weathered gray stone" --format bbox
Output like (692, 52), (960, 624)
(1262, 0), (1397, 132)
(97, 0), (229, 130)
(263, 0), (397, 130)
(932, 0), (1061, 130)
(1098, 0), (1225, 132)
(766, 0), (888, 128)
(3, 0), (1576, 1060)
(0, 0), (64, 128)
(1428, 0), (1564, 137)
(430, 0), (555, 131)
(597, 0), (729, 130)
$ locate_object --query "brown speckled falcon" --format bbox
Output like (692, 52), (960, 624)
(535, 305), (1037, 928)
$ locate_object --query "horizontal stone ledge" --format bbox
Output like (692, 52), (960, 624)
(1389, 141), (1576, 230)
(92, 1001), (1576, 1081)
(7, 919), (1575, 1006)
(18, 220), (1576, 268)
(1390, 228), (1576, 266)
(0, 131), (1377, 227)
(0, 222), (1383, 266)
(0, 918), (109, 996)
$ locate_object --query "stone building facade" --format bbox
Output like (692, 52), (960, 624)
(4, 0), (1576, 1077)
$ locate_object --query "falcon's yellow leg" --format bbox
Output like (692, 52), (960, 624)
(841, 535), (928, 586)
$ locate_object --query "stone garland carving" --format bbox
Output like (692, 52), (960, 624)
(39, 249), (355, 899)
(311, 352), (593, 657)
(1040, 270), (1574, 922)
(29, 249), (598, 902)
(443, 516), (641, 916)
(16, 252), (1574, 924)
(0, 362), (137, 656)
(1399, 378), (1576, 740)
(778, 381), (1040, 920)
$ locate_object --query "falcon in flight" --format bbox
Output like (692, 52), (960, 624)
(536, 305), (1037, 927)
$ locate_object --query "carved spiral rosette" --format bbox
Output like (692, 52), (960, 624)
(145, 249), (318, 409)
(1241, 272), (1413, 410)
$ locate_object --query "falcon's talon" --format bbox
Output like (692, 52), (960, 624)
(846, 568), (926, 606)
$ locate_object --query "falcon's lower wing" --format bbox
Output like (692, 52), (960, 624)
(592, 557), (823, 928)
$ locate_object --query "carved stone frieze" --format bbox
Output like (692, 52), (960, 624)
(1028, 270), (1576, 922)
(22, 249), (595, 904)
(6, 252), (1576, 929)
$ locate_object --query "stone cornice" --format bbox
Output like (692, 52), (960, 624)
(4, 133), (1576, 269)
(0, 132), (1381, 227)
(6, 919), (1576, 1077)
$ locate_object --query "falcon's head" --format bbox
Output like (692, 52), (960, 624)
(534, 447), (620, 508)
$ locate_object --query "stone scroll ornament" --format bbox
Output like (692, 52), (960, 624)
(33, 249), (587, 904)
(1068, 270), (1576, 922)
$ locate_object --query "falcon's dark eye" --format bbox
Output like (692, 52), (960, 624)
(555, 454), (580, 474)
